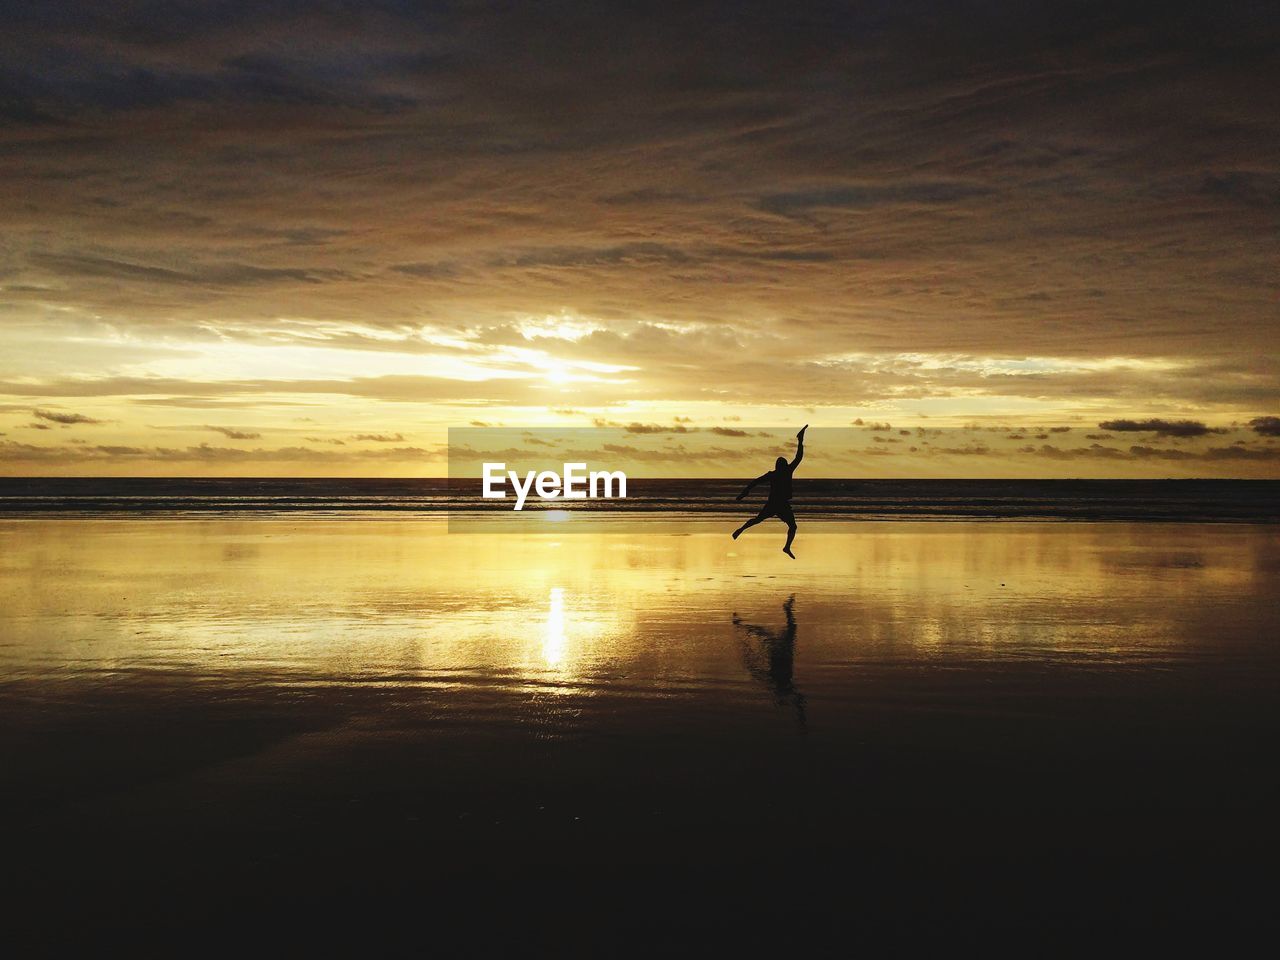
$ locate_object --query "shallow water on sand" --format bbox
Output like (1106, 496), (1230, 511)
(2, 519), (1278, 885)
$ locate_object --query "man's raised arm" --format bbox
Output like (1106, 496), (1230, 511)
(790, 424), (808, 470)
(736, 472), (770, 502)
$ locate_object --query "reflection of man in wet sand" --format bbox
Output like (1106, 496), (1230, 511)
(732, 424), (806, 558)
(733, 595), (806, 729)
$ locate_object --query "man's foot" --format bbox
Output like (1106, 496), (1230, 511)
(783, 547), (795, 559)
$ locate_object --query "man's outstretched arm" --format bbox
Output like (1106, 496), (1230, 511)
(736, 472), (771, 501)
(790, 424), (808, 470)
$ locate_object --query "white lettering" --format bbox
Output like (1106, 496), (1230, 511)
(480, 462), (626, 510)
(482, 462), (507, 499)
(562, 462), (587, 499)
(535, 470), (561, 499)
(590, 470), (627, 499)
(510, 470), (536, 511)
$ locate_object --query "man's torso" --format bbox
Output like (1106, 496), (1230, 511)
(768, 468), (793, 502)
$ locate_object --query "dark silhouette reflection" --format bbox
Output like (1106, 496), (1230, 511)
(732, 424), (806, 558)
(733, 595), (807, 730)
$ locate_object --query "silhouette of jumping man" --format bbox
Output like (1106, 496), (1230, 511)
(733, 595), (806, 729)
(732, 424), (806, 558)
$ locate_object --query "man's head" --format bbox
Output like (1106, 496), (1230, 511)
(775, 456), (788, 472)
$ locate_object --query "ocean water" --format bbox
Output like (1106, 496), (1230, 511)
(1, 477), (1277, 519)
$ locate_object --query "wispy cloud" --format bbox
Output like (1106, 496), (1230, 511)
(33, 408), (104, 425)
(205, 425), (261, 440)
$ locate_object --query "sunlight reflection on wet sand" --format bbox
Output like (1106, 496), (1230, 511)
(1, 518), (1276, 687)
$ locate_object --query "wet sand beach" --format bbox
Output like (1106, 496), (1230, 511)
(3, 517), (1278, 941)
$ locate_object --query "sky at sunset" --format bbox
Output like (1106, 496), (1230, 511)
(1, 1), (1277, 477)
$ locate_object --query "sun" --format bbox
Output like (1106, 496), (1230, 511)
(543, 361), (572, 385)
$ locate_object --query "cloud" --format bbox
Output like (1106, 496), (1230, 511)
(710, 427), (749, 437)
(1127, 445), (1199, 461)
(1249, 416), (1280, 437)
(1202, 445), (1280, 462)
(0, 439), (439, 464)
(352, 433), (405, 442)
(1033, 444), (1129, 461)
(1130, 444), (1280, 462)
(756, 181), (992, 218)
(621, 422), (690, 435)
(1098, 419), (1225, 438)
(1200, 172), (1280, 207)
(33, 408), (104, 425)
(592, 442), (776, 463)
(0, 374), (643, 408)
(487, 243), (695, 269)
(28, 253), (350, 288)
(205, 425), (261, 440)
(1027, 442), (1280, 463)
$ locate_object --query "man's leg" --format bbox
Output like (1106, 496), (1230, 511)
(733, 507), (773, 539)
(779, 504), (797, 558)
